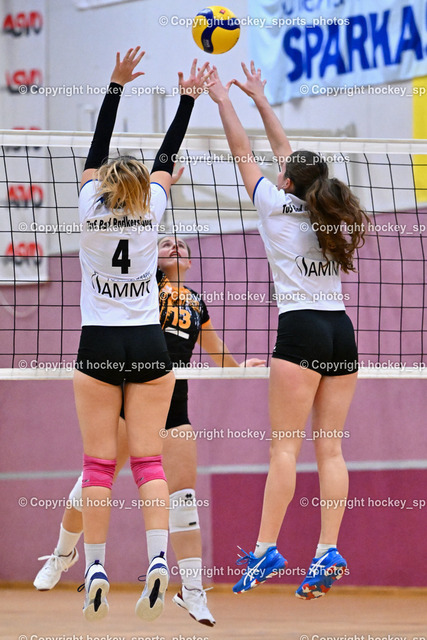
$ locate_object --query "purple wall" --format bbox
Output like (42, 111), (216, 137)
(1, 228), (426, 586)
(211, 469), (427, 587)
(1, 376), (426, 586)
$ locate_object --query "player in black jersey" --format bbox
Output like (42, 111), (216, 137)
(34, 234), (264, 626)
(156, 235), (264, 623)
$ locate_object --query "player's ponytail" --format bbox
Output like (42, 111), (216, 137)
(96, 156), (151, 218)
(305, 174), (368, 273)
(285, 151), (368, 273)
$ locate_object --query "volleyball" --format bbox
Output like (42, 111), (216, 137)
(192, 6), (240, 54)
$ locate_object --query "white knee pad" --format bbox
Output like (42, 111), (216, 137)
(169, 488), (200, 534)
(68, 473), (83, 512)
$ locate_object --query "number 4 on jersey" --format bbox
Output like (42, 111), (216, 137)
(112, 239), (131, 274)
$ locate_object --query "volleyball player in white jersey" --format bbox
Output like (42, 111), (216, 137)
(73, 48), (211, 621)
(34, 231), (264, 625)
(206, 63), (368, 599)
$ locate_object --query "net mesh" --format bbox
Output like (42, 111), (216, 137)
(1, 130), (426, 379)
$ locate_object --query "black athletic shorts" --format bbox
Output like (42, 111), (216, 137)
(272, 310), (358, 376)
(165, 379), (190, 429)
(76, 324), (172, 385)
(119, 378), (190, 429)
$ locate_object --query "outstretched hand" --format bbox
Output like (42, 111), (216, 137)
(178, 59), (214, 99)
(239, 358), (267, 367)
(171, 166), (185, 185)
(205, 65), (233, 103)
(110, 46), (145, 86)
(232, 61), (266, 100)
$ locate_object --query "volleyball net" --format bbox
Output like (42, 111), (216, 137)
(0, 130), (426, 380)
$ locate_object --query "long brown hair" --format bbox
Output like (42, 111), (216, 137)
(285, 150), (368, 273)
(96, 156), (151, 218)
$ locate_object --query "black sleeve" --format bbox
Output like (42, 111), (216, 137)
(200, 297), (210, 324)
(151, 94), (195, 175)
(84, 82), (123, 170)
(156, 268), (164, 284)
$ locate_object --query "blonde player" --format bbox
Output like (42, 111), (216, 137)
(72, 48), (211, 621)
(35, 231), (264, 626)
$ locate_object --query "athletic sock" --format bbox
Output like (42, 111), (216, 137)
(178, 557), (203, 591)
(315, 543), (336, 558)
(55, 524), (82, 557)
(84, 543), (106, 572)
(254, 541), (276, 558)
(146, 529), (168, 563)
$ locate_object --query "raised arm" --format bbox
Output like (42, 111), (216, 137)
(233, 61), (292, 166)
(80, 47), (145, 188)
(206, 67), (263, 201)
(197, 320), (266, 367)
(150, 59), (212, 197)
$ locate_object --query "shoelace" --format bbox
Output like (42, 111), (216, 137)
(183, 585), (213, 602)
(235, 546), (269, 586)
(137, 567), (168, 582)
(235, 546), (253, 566)
(76, 560), (105, 593)
(37, 553), (72, 573)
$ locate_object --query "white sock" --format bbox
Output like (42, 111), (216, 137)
(84, 543), (106, 571)
(178, 557), (203, 591)
(55, 524), (82, 557)
(254, 541), (276, 558)
(315, 543), (336, 558)
(146, 529), (168, 563)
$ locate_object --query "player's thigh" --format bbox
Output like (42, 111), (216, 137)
(73, 369), (122, 458)
(162, 424), (197, 492)
(269, 357), (321, 439)
(124, 371), (175, 456)
(312, 373), (358, 458)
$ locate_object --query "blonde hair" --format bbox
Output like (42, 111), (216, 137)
(95, 156), (151, 217)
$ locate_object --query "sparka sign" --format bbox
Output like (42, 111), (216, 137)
(248, 0), (427, 103)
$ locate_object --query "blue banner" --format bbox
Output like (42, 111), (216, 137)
(248, 0), (427, 103)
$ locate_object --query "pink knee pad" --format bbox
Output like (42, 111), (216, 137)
(82, 455), (116, 489)
(130, 455), (166, 488)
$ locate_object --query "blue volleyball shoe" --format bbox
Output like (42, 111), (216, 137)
(232, 546), (287, 594)
(295, 547), (347, 600)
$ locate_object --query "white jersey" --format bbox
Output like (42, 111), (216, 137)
(254, 177), (345, 314)
(78, 180), (167, 326)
